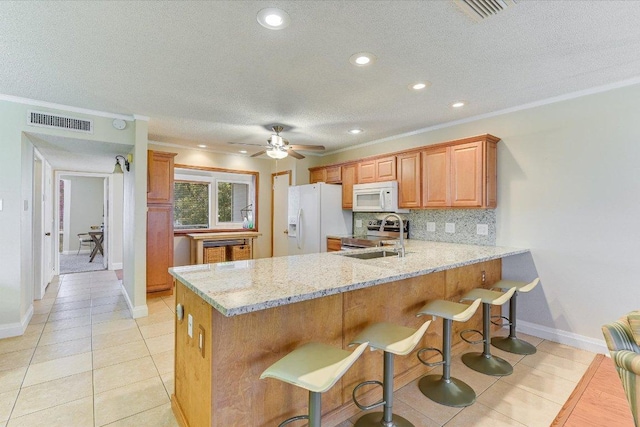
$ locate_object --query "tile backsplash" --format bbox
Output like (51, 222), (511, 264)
(353, 209), (496, 246)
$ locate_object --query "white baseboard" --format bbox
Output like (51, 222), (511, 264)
(0, 305), (33, 339)
(62, 249), (91, 255)
(120, 283), (148, 319)
(518, 320), (608, 355)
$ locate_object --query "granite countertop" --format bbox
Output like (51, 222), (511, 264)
(169, 240), (529, 317)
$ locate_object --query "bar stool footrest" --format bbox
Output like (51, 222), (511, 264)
(352, 380), (384, 411)
(416, 347), (444, 367)
(460, 328), (484, 345)
(490, 314), (511, 328)
(279, 415), (309, 427)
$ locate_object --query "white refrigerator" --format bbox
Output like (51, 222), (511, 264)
(287, 183), (352, 254)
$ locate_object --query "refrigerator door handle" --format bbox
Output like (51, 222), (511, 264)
(296, 208), (302, 249)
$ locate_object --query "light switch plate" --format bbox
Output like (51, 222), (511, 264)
(188, 314), (193, 338)
(426, 222), (436, 232)
(445, 223), (455, 233)
(0, 199), (3, 211)
(477, 224), (489, 235)
(355, 219), (362, 228)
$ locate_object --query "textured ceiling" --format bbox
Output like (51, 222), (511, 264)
(2, 1), (640, 158)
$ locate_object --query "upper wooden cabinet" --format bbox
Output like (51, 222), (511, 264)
(309, 168), (326, 184)
(397, 152), (421, 208)
(309, 165), (341, 184)
(421, 146), (450, 208)
(358, 155), (396, 183)
(341, 163), (357, 209)
(422, 136), (498, 208)
(147, 151), (177, 204)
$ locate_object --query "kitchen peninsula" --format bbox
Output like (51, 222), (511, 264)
(169, 241), (528, 427)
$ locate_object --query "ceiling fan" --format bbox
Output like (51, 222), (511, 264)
(228, 125), (325, 159)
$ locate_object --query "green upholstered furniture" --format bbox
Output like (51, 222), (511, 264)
(602, 311), (640, 426)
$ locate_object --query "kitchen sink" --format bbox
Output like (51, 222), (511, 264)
(341, 250), (399, 260)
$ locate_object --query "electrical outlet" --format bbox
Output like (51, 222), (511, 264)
(445, 223), (455, 233)
(355, 219), (362, 228)
(427, 222), (436, 232)
(0, 199), (3, 211)
(477, 224), (489, 235)
(188, 314), (193, 338)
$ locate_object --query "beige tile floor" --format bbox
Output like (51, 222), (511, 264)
(0, 271), (597, 427)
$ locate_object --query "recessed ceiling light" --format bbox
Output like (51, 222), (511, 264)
(452, 101), (466, 108)
(349, 52), (376, 67)
(239, 150), (247, 154)
(409, 81), (431, 91)
(257, 8), (290, 30)
(197, 144), (207, 148)
(348, 128), (363, 135)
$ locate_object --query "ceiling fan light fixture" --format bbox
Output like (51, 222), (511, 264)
(257, 8), (290, 30)
(266, 146), (288, 160)
(270, 134), (284, 146)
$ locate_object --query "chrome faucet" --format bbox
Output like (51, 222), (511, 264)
(380, 213), (405, 258)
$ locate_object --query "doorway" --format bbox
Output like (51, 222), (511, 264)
(271, 170), (291, 257)
(57, 174), (108, 274)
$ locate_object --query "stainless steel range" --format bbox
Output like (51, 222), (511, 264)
(340, 219), (409, 250)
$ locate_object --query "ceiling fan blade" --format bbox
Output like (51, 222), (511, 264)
(288, 144), (325, 151)
(287, 149), (305, 159)
(228, 142), (266, 147)
(250, 150), (267, 158)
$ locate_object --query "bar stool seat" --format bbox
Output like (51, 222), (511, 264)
(415, 298), (481, 407)
(460, 287), (517, 376)
(490, 278), (540, 355)
(260, 341), (368, 427)
(350, 320), (432, 427)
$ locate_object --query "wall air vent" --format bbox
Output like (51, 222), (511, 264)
(28, 110), (93, 134)
(453, 0), (516, 22)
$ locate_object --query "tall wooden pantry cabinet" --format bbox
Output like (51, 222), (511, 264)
(147, 150), (177, 294)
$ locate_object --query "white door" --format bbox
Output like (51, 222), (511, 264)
(43, 161), (54, 284)
(272, 172), (290, 257)
(33, 154), (44, 299)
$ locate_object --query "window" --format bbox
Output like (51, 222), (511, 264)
(174, 166), (258, 231)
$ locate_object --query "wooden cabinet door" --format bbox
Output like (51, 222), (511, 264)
(146, 205), (174, 293)
(397, 152), (421, 208)
(485, 140), (497, 208)
(309, 168), (326, 184)
(358, 160), (376, 183)
(147, 151), (176, 203)
(325, 166), (342, 183)
(375, 156), (396, 181)
(422, 146), (450, 207)
(327, 238), (342, 252)
(450, 141), (483, 207)
(341, 163), (357, 209)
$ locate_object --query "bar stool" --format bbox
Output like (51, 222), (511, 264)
(260, 341), (368, 427)
(350, 320), (432, 427)
(415, 298), (482, 407)
(490, 278), (540, 355)
(459, 286), (517, 376)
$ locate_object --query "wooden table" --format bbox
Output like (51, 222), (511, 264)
(88, 231), (104, 262)
(187, 232), (261, 264)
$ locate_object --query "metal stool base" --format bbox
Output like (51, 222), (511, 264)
(491, 336), (537, 355)
(418, 375), (476, 408)
(461, 352), (513, 376)
(353, 412), (414, 427)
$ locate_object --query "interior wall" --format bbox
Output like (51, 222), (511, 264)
(0, 98), (137, 338)
(318, 82), (640, 348)
(109, 173), (124, 269)
(65, 176), (104, 253)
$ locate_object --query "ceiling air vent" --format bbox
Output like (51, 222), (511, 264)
(28, 110), (93, 134)
(453, 0), (515, 21)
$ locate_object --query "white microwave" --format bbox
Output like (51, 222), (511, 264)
(352, 181), (409, 213)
